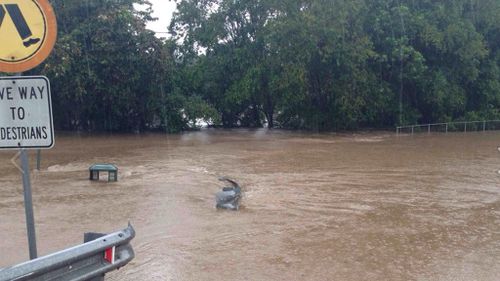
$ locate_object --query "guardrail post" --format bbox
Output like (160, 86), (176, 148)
(446, 123), (448, 133)
(428, 124), (431, 134)
(483, 121), (486, 132)
(465, 123), (467, 133)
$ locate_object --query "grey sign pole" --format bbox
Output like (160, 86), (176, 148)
(20, 148), (38, 260)
(13, 72), (38, 259)
(36, 149), (41, 170)
(1, 75), (54, 261)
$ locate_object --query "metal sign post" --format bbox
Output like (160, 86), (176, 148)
(0, 73), (47, 260)
(36, 149), (41, 170)
(1, 75), (54, 260)
(20, 148), (37, 259)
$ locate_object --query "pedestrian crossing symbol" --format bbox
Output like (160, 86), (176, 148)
(0, 0), (57, 73)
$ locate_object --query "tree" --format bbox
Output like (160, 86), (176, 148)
(7, 0), (497, 132)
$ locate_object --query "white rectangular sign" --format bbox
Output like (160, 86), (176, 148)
(0, 76), (54, 149)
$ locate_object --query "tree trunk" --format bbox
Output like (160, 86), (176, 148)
(252, 103), (262, 127)
(266, 110), (274, 129)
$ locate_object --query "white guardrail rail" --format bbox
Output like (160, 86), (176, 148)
(396, 120), (500, 134)
(0, 224), (135, 281)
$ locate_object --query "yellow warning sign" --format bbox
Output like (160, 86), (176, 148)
(0, 0), (57, 73)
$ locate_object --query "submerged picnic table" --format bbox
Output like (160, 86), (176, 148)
(89, 164), (118, 182)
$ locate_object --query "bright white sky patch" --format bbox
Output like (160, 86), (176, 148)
(141, 0), (177, 35)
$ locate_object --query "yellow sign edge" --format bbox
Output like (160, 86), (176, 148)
(0, 0), (57, 73)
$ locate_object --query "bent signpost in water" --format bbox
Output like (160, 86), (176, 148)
(216, 177), (242, 210)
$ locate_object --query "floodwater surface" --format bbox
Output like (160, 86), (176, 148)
(1, 130), (500, 280)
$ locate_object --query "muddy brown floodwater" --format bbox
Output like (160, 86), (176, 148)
(1, 130), (500, 280)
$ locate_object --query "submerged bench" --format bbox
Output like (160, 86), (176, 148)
(89, 164), (118, 182)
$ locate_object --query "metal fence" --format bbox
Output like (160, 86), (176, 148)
(396, 120), (500, 135)
(0, 225), (135, 281)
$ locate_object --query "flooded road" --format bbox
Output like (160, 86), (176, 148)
(1, 130), (500, 280)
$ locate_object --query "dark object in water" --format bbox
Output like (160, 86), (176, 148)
(216, 177), (242, 210)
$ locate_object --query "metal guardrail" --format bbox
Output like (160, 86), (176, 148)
(396, 120), (500, 135)
(0, 225), (135, 281)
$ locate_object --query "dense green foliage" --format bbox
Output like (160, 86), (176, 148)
(5, 0), (500, 132)
(170, 0), (500, 130)
(37, 0), (216, 132)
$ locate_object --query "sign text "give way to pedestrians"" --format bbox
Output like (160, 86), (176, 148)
(0, 76), (54, 149)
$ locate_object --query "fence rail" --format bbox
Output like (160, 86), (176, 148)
(396, 120), (500, 135)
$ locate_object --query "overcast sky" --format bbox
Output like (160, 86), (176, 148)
(146, 0), (177, 34)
